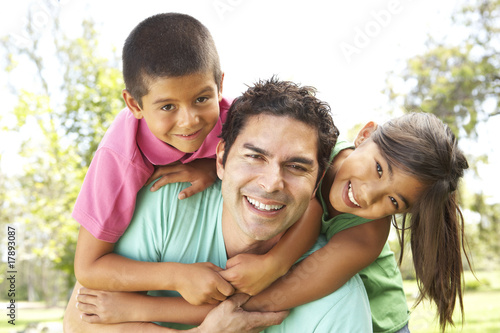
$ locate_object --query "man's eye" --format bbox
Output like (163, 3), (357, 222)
(196, 97), (208, 103)
(390, 196), (399, 209)
(376, 162), (383, 177)
(289, 164), (306, 172)
(161, 104), (175, 111)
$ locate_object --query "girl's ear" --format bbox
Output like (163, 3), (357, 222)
(122, 89), (143, 119)
(216, 140), (226, 180)
(354, 121), (378, 147)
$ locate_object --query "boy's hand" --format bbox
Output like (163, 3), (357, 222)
(176, 262), (235, 305)
(145, 159), (217, 199)
(220, 253), (286, 296)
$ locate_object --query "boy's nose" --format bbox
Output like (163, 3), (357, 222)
(178, 107), (199, 128)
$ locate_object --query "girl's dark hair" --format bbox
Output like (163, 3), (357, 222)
(122, 13), (222, 107)
(220, 77), (338, 185)
(371, 112), (471, 332)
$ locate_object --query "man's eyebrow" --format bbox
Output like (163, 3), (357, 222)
(243, 143), (315, 166)
(384, 157), (410, 210)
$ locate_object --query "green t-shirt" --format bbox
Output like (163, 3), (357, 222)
(319, 141), (410, 333)
(116, 179), (373, 332)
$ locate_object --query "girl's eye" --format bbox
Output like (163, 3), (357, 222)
(389, 196), (399, 209)
(196, 97), (208, 103)
(376, 162), (383, 177)
(161, 104), (175, 111)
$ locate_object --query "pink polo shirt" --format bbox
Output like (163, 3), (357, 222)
(72, 98), (231, 242)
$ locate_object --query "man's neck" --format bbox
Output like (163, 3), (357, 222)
(221, 210), (283, 259)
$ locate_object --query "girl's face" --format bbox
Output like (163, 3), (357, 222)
(329, 122), (425, 219)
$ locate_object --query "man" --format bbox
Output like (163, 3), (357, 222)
(64, 78), (372, 332)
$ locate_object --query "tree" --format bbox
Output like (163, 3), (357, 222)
(0, 4), (123, 303)
(385, 0), (500, 270)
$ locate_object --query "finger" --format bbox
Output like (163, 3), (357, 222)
(76, 301), (97, 314)
(177, 182), (203, 200)
(150, 173), (184, 191)
(78, 287), (99, 297)
(228, 293), (251, 307)
(217, 280), (235, 297)
(75, 293), (97, 305)
(80, 313), (103, 324)
(248, 310), (289, 327)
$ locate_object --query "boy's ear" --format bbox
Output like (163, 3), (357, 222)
(122, 89), (143, 119)
(218, 72), (225, 102)
(216, 140), (226, 180)
(354, 121), (378, 147)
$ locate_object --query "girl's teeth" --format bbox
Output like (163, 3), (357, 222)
(246, 197), (283, 211)
(348, 183), (360, 207)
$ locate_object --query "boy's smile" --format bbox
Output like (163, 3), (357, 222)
(126, 71), (222, 153)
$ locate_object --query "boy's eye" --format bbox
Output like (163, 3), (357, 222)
(196, 97), (209, 103)
(161, 104), (175, 111)
(390, 196), (399, 209)
(376, 162), (383, 177)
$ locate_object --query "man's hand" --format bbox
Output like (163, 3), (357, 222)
(195, 294), (288, 333)
(175, 262), (235, 305)
(76, 287), (145, 324)
(220, 253), (284, 296)
(145, 159), (217, 199)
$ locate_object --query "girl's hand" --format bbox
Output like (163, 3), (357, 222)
(145, 159), (217, 199)
(220, 253), (285, 296)
(76, 287), (145, 324)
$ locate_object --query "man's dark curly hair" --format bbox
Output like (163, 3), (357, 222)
(220, 77), (338, 185)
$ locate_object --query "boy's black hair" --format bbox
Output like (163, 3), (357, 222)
(122, 13), (222, 107)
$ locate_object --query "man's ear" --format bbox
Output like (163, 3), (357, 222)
(217, 72), (225, 102)
(216, 140), (226, 180)
(354, 121), (378, 147)
(122, 89), (143, 119)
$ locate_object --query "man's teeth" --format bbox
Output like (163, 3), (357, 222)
(348, 183), (360, 207)
(246, 197), (284, 211)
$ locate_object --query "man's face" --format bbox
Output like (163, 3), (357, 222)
(217, 114), (319, 243)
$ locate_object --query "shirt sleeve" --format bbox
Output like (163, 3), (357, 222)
(72, 147), (152, 243)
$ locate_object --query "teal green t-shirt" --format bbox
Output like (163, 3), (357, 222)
(319, 141), (410, 333)
(116, 179), (373, 332)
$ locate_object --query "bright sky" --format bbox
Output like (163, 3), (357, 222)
(1, 0), (498, 203)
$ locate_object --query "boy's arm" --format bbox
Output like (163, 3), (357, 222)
(145, 159), (217, 199)
(243, 216), (391, 311)
(74, 227), (234, 305)
(220, 198), (322, 295)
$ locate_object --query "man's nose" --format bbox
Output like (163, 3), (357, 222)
(258, 164), (285, 193)
(177, 107), (199, 128)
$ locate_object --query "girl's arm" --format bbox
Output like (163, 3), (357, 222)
(243, 216), (391, 311)
(74, 227), (234, 305)
(220, 198), (322, 295)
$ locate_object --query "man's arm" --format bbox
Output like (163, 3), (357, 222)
(243, 216), (390, 311)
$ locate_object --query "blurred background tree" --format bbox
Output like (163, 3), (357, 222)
(0, 5), (123, 304)
(385, 0), (500, 273)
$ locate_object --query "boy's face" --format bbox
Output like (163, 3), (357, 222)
(124, 71), (223, 153)
(329, 122), (424, 219)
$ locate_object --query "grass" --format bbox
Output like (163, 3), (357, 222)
(1, 270), (499, 332)
(0, 303), (64, 333)
(405, 270), (500, 333)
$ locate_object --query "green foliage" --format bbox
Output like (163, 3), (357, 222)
(0, 6), (123, 303)
(385, 0), (500, 270)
